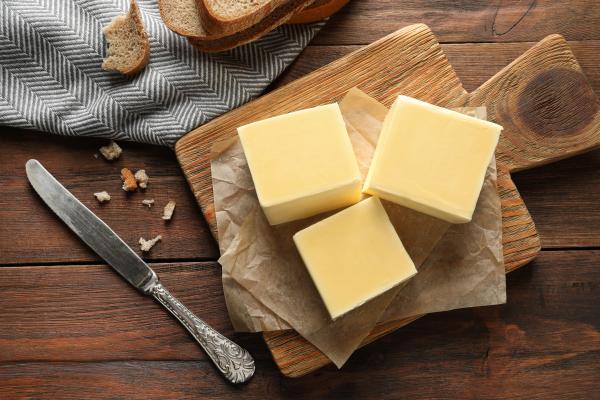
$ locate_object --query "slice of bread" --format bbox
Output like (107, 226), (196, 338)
(197, 0), (290, 35)
(190, 0), (311, 52)
(102, 0), (150, 75)
(158, 0), (229, 39)
(288, 0), (349, 23)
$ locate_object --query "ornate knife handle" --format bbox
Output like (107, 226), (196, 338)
(151, 282), (255, 384)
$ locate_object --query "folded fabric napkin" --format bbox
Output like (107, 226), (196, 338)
(0, 0), (323, 147)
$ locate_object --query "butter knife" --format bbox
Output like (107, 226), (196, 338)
(25, 159), (255, 384)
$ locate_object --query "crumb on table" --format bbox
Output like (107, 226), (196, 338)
(94, 191), (111, 203)
(139, 235), (162, 252)
(162, 200), (176, 221)
(142, 199), (155, 208)
(99, 141), (122, 161)
(135, 169), (149, 189)
(121, 167), (138, 191)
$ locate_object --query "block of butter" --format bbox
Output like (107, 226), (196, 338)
(364, 96), (502, 223)
(293, 197), (417, 320)
(238, 104), (362, 225)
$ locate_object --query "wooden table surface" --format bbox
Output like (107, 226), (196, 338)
(1, 1), (599, 398)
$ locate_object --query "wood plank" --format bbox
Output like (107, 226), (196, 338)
(313, 0), (600, 45)
(0, 361), (280, 400)
(1, 251), (598, 397)
(279, 41), (600, 94)
(445, 41), (600, 95)
(0, 252), (597, 359)
(513, 149), (600, 248)
(0, 129), (219, 265)
(0, 262), (272, 362)
(1, 352), (598, 399)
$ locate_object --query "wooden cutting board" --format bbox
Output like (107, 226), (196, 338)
(175, 24), (600, 377)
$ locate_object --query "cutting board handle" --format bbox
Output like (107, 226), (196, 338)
(468, 34), (600, 172)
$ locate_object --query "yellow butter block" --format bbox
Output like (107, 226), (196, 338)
(293, 197), (417, 320)
(238, 104), (361, 225)
(364, 96), (502, 223)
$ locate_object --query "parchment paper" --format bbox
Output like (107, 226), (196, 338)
(212, 88), (505, 367)
(211, 136), (291, 332)
(380, 160), (505, 322)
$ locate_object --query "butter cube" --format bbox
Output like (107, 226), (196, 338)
(364, 96), (502, 223)
(238, 104), (361, 225)
(293, 197), (417, 319)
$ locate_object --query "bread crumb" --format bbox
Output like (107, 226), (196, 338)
(162, 200), (176, 220)
(139, 235), (162, 252)
(134, 169), (149, 189)
(99, 141), (122, 160)
(94, 191), (111, 203)
(93, 153), (99, 159)
(142, 199), (155, 208)
(121, 168), (138, 191)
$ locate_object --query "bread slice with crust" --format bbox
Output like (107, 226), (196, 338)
(197, 0), (290, 35)
(102, 0), (150, 75)
(190, 0), (310, 52)
(158, 0), (228, 39)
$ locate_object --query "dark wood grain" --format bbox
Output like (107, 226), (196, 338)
(467, 35), (600, 172)
(0, 262), (243, 361)
(0, 251), (598, 398)
(278, 41), (600, 94)
(0, 129), (218, 265)
(313, 0), (600, 45)
(513, 150), (600, 248)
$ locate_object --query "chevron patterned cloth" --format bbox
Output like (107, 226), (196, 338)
(0, 0), (323, 147)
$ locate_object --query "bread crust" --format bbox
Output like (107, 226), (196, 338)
(121, 168), (138, 191)
(197, 0), (290, 35)
(123, 0), (150, 75)
(190, 0), (311, 52)
(288, 0), (349, 24)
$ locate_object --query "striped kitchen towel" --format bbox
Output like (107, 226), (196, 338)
(0, 0), (323, 147)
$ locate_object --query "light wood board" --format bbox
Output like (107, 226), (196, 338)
(175, 24), (600, 377)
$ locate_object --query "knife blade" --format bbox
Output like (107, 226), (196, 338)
(25, 159), (158, 292)
(25, 159), (254, 384)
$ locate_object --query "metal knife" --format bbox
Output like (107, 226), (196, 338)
(25, 159), (255, 384)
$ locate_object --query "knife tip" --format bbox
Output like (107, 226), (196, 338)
(25, 159), (40, 179)
(26, 158), (39, 170)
